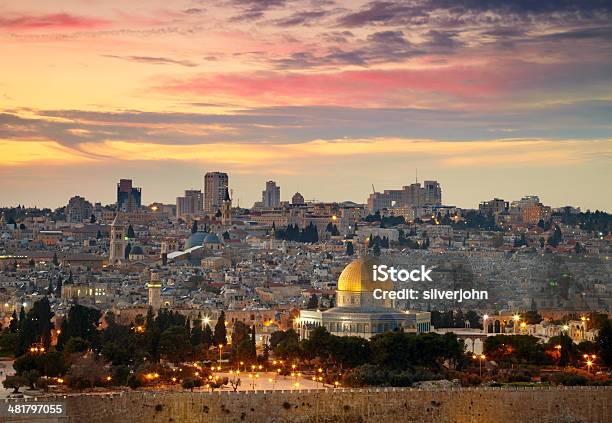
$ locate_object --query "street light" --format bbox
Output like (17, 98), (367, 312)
(583, 354), (596, 373)
(513, 314), (520, 335)
(473, 354), (486, 377)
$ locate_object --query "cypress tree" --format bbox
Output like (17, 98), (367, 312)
(213, 311), (227, 346)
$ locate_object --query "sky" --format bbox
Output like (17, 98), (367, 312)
(1, 0), (611, 210)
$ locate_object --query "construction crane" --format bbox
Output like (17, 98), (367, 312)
(372, 184), (376, 194)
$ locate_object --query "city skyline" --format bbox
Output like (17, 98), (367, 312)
(1, 1), (612, 209)
(1, 171), (611, 213)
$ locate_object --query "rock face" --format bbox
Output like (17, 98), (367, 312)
(4, 387), (611, 423)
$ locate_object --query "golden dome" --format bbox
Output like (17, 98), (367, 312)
(337, 256), (392, 292)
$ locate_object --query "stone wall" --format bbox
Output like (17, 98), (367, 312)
(4, 386), (611, 423)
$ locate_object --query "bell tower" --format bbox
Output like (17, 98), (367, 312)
(221, 187), (232, 225)
(109, 213), (127, 264)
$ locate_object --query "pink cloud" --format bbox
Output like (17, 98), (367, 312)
(0, 13), (111, 31)
(155, 66), (520, 107)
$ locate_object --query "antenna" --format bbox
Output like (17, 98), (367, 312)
(415, 168), (418, 184)
(371, 184), (376, 194)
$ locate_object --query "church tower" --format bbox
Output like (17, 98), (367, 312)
(109, 213), (127, 264)
(221, 187), (232, 225)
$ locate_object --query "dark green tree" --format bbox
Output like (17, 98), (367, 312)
(213, 311), (227, 346)
(191, 220), (198, 234)
(9, 310), (18, 333)
(346, 241), (354, 256)
(306, 294), (318, 310)
(202, 324), (213, 348)
(595, 319), (612, 366)
(159, 325), (191, 365)
(127, 224), (135, 239)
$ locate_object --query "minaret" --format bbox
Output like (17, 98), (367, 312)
(221, 187), (232, 225)
(148, 271), (162, 311)
(109, 213), (127, 264)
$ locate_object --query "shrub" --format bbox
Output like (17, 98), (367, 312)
(541, 372), (588, 386)
(3, 376), (28, 393)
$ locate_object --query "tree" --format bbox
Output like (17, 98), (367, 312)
(595, 319), (612, 366)
(64, 337), (91, 354)
(250, 325), (257, 359)
(547, 224), (563, 247)
(547, 334), (574, 366)
(52, 252), (59, 266)
(159, 325), (191, 365)
(38, 352), (67, 377)
(484, 334), (546, 365)
(68, 355), (106, 388)
(90, 214), (96, 224)
(56, 304), (101, 351)
(372, 243), (381, 257)
(0, 331), (18, 356)
(232, 321), (251, 346)
(235, 338), (255, 363)
(9, 310), (18, 333)
(190, 318), (203, 347)
(182, 377), (199, 391)
(96, 230), (102, 239)
(213, 311), (227, 346)
(346, 241), (354, 256)
(270, 329), (300, 360)
(202, 324), (214, 348)
(191, 220), (198, 234)
(16, 297), (54, 356)
(306, 294), (318, 310)
(127, 224), (135, 239)
(22, 369), (41, 389)
(524, 310), (542, 325)
(124, 242), (132, 259)
(3, 376), (28, 393)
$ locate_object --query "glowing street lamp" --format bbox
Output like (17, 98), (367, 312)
(473, 354), (486, 377)
(583, 354), (596, 373)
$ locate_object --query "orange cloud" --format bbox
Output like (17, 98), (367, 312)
(0, 13), (111, 31)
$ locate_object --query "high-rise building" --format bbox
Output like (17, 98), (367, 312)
(116, 179), (142, 212)
(367, 181), (442, 213)
(176, 189), (203, 218)
(203, 172), (228, 214)
(479, 198), (509, 215)
(66, 196), (93, 223)
(262, 181), (281, 208)
(423, 181), (442, 205)
(510, 196), (551, 225)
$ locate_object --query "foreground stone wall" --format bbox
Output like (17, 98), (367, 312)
(5, 386), (611, 423)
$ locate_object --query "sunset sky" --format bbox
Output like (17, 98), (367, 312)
(1, 0), (611, 210)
